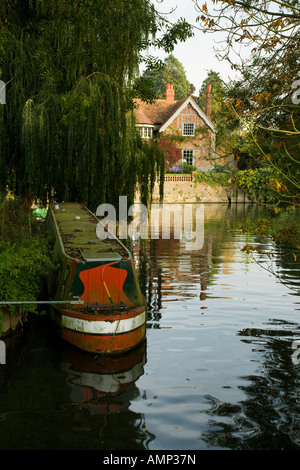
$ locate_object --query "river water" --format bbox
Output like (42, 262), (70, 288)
(0, 203), (299, 450)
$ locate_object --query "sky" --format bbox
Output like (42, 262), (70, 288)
(143, 0), (241, 95)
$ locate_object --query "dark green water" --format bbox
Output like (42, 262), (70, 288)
(0, 203), (299, 450)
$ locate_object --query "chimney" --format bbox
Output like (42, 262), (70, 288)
(165, 84), (175, 101)
(205, 84), (212, 120)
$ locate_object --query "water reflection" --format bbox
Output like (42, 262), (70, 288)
(131, 204), (267, 323)
(0, 203), (299, 450)
(201, 318), (300, 450)
(58, 341), (155, 449)
(0, 318), (154, 450)
(60, 342), (146, 413)
(127, 203), (300, 450)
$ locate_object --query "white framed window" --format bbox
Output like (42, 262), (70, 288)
(182, 149), (194, 166)
(138, 126), (153, 139)
(182, 122), (195, 136)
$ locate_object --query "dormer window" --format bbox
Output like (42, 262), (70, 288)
(138, 125), (153, 139)
(182, 122), (195, 136)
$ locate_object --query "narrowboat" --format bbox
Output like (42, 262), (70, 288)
(46, 202), (146, 355)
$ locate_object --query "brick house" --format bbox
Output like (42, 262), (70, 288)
(134, 84), (217, 170)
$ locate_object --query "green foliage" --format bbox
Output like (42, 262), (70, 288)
(195, 167), (232, 187)
(198, 70), (241, 155)
(272, 212), (300, 249)
(0, 0), (191, 209)
(196, 0), (300, 254)
(153, 20), (194, 54)
(166, 163), (196, 174)
(143, 54), (191, 100)
(197, 2), (300, 205)
(130, 75), (160, 104)
(225, 60), (300, 200)
(194, 166), (289, 202)
(136, 139), (165, 206)
(0, 195), (53, 334)
(231, 168), (288, 203)
(0, 239), (52, 312)
(182, 163), (196, 174)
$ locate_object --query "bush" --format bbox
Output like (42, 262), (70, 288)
(194, 167), (287, 201)
(182, 163), (196, 174)
(231, 168), (285, 202)
(195, 169), (233, 187)
(0, 195), (53, 334)
(0, 239), (53, 309)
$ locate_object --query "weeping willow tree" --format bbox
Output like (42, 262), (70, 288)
(0, 0), (192, 210)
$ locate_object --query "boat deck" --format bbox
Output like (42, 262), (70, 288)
(51, 202), (129, 261)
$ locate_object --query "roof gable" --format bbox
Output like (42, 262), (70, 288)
(159, 96), (215, 133)
(134, 96), (215, 133)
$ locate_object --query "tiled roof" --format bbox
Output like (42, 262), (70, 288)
(133, 98), (186, 128)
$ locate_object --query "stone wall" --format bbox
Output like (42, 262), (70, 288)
(136, 178), (252, 204)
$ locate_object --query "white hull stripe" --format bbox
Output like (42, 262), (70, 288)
(61, 357), (146, 393)
(59, 310), (146, 335)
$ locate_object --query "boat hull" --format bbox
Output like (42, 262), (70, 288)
(46, 202), (147, 355)
(50, 305), (146, 355)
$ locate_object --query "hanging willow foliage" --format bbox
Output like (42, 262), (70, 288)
(0, 106), (7, 189)
(0, 0), (170, 210)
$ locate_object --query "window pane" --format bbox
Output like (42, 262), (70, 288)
(182, 122), (195, 136)
(182, 149), (194, 166)
(139, 127), (152, 139)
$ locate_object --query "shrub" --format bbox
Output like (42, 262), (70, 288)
(0, 195), (53, 334)
(195, 169), (232, 187)
(231, 168), (285, 203)
(182, 163), (196, 174)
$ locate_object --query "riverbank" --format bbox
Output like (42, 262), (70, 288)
(0, 195), (53, 338)
(137, 167), (285, 205)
